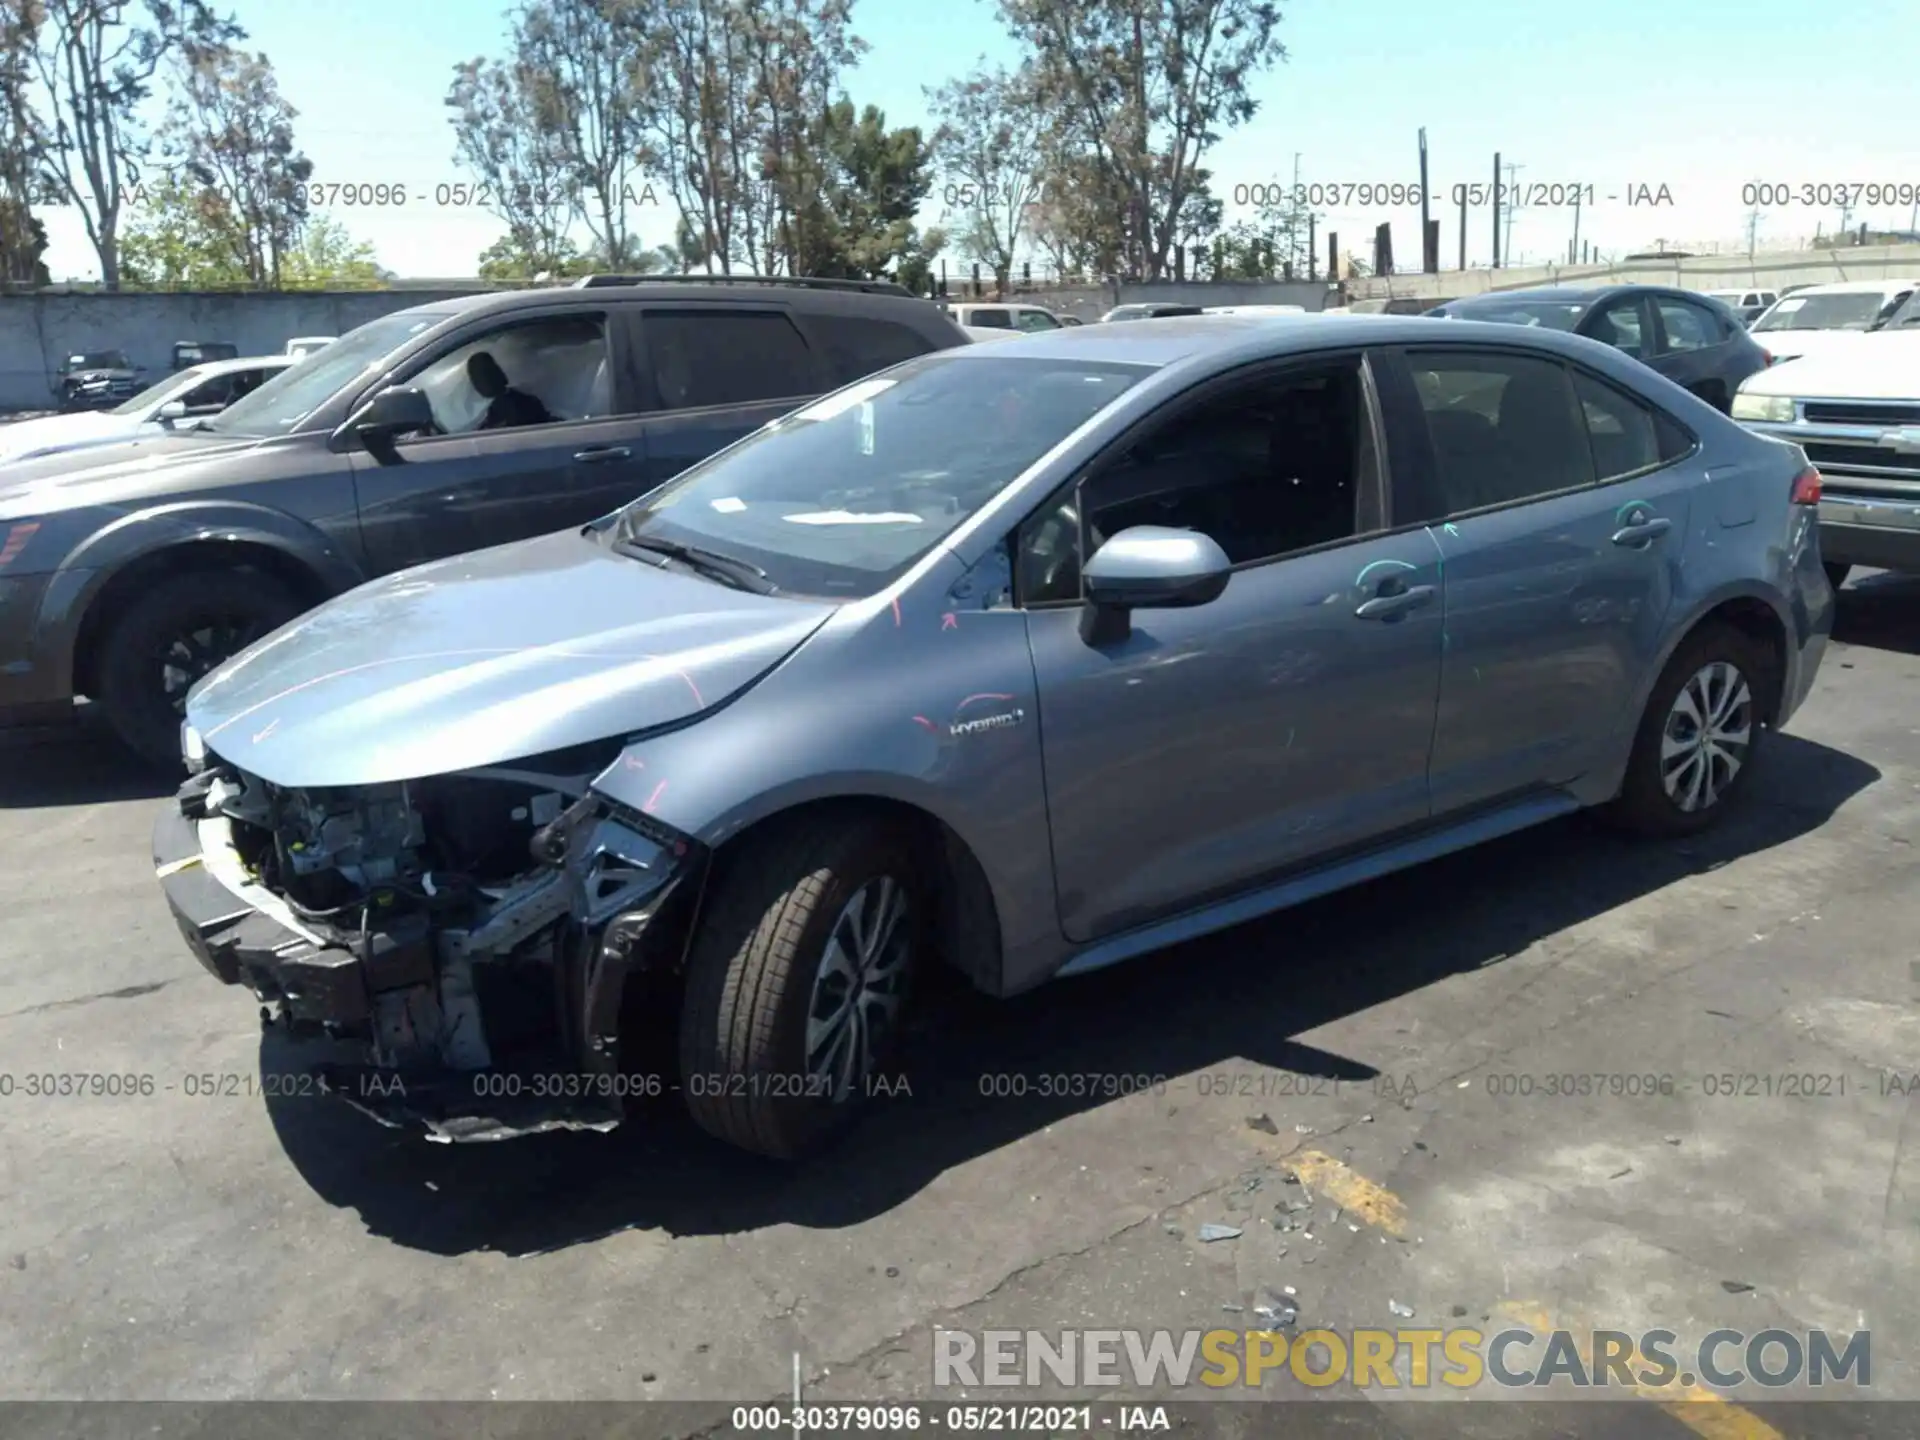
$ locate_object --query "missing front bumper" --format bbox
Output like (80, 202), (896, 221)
(153, 775), (695, 1142)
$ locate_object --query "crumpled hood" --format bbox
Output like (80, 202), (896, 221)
(187, 527), (837, 787)
(0, 410), (143, 466)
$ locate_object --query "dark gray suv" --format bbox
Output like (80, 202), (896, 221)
(0, 276), (966, 761)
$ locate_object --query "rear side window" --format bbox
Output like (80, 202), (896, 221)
(641, 310), (816, 410)
(807, 313), (940, 386)
(1656, 298), (1720, 352)
(1407, 351), (1596, 514)
(1571, 371), (1693, 480)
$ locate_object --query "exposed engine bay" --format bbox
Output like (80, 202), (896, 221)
(171, 748), (695, 1140)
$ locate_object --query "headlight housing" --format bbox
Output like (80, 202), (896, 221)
(1731, 392), (1795, 423)
(180, 721), (207, 773)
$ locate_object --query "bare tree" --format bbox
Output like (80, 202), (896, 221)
(517, 0), (646, 268)
(926, 63), (1043, 293)
(447, 46), (578, 277)
(162, 46), (310, 285)
(999, 0), (1286, 280)
(21, 0), (242, 287)
(0, 0), (52, 284)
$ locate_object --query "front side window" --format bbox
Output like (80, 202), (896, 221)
(968, 308), (1014, 329)
(403, 314), (609, 435)
(1408, 351), (1595, 514)
(1015, 309), (1061, 332)
(110, 365), (213, 416)
(203, 310), (449, 436)
(1446, 299), (1587, 332)
(643, 310), (816, 410)
(611, 352), (1153, 599)
(1018, 360), (1370, 605)
(1588, 300), (1648, 358)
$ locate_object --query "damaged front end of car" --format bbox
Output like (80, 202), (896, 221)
(153, 740), (703, 1141)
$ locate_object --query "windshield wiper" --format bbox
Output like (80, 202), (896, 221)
(614, 534), (776, 593)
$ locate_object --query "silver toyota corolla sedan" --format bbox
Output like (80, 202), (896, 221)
(154, 314), (1836, 1159)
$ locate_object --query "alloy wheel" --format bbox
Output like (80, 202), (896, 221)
(159, 619), (261, 714)
(805, 875), (912, 1103)
(1660, 660), (1752, 813)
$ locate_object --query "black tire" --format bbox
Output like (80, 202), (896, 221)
(95, 569), (303, 768)
(1602, 622), (1771, 837)
(678, 817), (923, 1159)
(1824, 562), (1850, 592)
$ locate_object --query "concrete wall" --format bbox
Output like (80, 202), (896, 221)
(1348, 242), (1920, 306)
(0, 288), (490, 412)
(963, 278), (1340, 323)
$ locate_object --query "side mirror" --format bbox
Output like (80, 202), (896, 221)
(1079, 525), (1232, 644)
(346, 386), (435, 458)
(157, 400), (186, 421)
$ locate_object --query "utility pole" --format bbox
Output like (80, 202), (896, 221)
(1491, 152), (1502, 268)
(1458, 187), (1467, 269)
(1503, 161), (1522, 266)
(1418, 127), (1432, 272)
(1571, 185), (1581, 267)
(1291, 151), (1303, 274)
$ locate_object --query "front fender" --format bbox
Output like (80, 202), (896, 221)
(589, 580), (1062, 995)
(39, 501), (365, 695)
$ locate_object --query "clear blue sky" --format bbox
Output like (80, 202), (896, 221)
(36, 0), (1920, 281)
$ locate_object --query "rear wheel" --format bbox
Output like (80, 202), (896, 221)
(95, 569), (302, 768)
(678, 817), (922, 1159)
(1824, 562), (1851, 592)
(1603, 622), (1770, 837)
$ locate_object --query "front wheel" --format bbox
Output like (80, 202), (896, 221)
(1602, 623), (1770, 837)
(94, 569), (303, 768)
(678, 818), (922, 1159)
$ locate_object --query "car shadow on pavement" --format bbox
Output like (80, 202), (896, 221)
(1832, 571), (1920, 657)
(261, 728), (1880, 1258)
(0, 707), (171, 807)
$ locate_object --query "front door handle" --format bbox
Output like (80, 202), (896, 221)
(1611, 515), (1672, 547)
(573, 446), (632, 463)
(1354, 583), (1436, 620)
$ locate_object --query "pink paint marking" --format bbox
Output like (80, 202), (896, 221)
(958, 692), (1017, 707)
(642, 779), (668, 814)
(891, 596), (903, 627)
(624, 754), (647, 769)
(912, 715), (939, 733)
(941, 613), (958, 631)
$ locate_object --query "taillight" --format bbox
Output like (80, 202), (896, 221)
(1790, 466), (1821, 505)
(0, 522), (38, 567)
(1761, 350), (1774, 366)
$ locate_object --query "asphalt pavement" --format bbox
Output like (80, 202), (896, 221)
(1, 574), (1916, 1439)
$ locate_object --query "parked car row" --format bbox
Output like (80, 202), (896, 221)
(41, 336), (336, 411)
(143, 306), (1834, 1160)
(1, 354), (298, 467)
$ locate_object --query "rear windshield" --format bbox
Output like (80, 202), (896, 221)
(1753, 290), (1911, 332)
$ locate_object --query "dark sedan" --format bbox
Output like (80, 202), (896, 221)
(1426, 286), (1770, 413)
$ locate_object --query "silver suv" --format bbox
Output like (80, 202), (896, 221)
(155, 315), (1836, 1159)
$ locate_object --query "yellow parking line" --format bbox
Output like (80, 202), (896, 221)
(1247, 1142), (1409, 1235)
(154, 854), (202, 878)
(1493, 1301), (1785, 1440)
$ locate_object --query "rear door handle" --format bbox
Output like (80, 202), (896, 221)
(1611, 515), (1672, 546)
(1354, 584), (1436, 620)
(573, 446), (632, 463)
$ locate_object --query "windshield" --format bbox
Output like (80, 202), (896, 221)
(200, 310), (447, 436)
(1445, 298), (1587, 331)
(108, 366), (213, 417)
(1753, 290), (1909, 333)
(70, 351), (130, 369)
(612, 351), (1154, 598)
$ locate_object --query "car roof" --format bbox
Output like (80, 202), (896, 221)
(1447, 283), (1713, 306)
(1772, 278), (1920, 295)
(398, 281), (947, 322)
(936, 311), (1616, 369)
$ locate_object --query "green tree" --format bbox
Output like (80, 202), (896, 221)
(447, 43), (578, 279)
(277, 215), (385, 288)
(158, 45), (312, 285)
(999, 0), (1286, 280)
(19, 0), (245, 288)
(118, 170), (247, 285)
(0, 1), (52, 285)
(788, 100), (936, 280)
(926, 63), (1044, 294)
